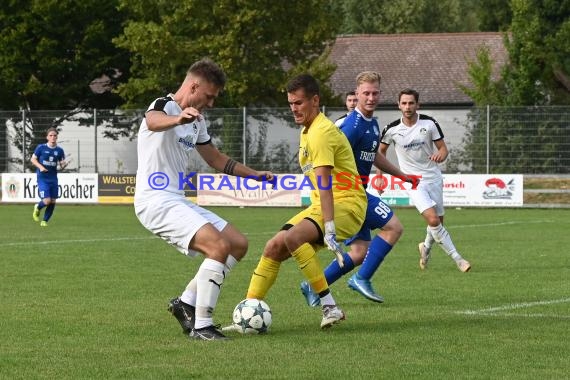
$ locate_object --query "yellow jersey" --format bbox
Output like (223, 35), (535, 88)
(299, 112), (366, 205)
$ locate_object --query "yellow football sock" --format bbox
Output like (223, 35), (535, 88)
(291, 243), (328, 294)
(246, 256), (281, 299)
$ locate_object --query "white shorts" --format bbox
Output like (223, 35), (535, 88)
(134, 193), (228, 257)
(404, 179), (444, 216)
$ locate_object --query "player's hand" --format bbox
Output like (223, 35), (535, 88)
(324, 221), (345, 268)
(405, 174), (421, 189)
(178, 107), (202, 124)
(256, 171), (276, 188)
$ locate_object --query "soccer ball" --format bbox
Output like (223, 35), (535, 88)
(231, 298), (272, 334)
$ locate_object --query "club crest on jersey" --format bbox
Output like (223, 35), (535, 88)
(420, 127), (428, 135)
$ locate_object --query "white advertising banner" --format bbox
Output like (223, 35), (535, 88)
(441, 174), (523, 207)
(367, 174), (523, 208)
(197, 173), (302, 207)
(1, 173), (99, 203)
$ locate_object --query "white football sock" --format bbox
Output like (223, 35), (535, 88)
(320, 293), (336, 306)
(423, 226), (435, 251)
(181, 254), (237, 307)
(428, 224), (462, 262)
(194, 258), (225, 329)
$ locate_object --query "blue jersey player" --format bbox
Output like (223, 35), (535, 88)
(301, 71), (418, 305)
(31, 128), (68, 226)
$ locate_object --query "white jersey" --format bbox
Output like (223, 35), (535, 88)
(135, 94), (211, 201)
(334, 111), (352, 127)
(381, 113), (444, 184)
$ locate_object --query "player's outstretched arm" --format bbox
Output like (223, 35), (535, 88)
(196, 143), (274, 183)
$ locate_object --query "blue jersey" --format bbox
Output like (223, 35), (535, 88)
(34, 143), (65, 184)
(339, 109), (381, 188)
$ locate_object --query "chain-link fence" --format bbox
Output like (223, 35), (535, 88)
(1, 106), (569, 175)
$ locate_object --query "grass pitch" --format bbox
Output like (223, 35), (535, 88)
(1, 205), (569, 379)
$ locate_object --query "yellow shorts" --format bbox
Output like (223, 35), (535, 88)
(285, 200), (365, 244)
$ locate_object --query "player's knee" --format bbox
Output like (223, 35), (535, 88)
(263, 237), (289, 262)
(232, 234), (248, 260)
(202, 237), (232, 262)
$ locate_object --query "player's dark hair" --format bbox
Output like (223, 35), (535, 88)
(398, 88), (419, 102)
(346, 91), (355, 97)
(188, 58), (226, 88)
(46, 127), (58, 135)
(286, 74), (320, 98)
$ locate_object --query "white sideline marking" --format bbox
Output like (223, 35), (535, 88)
(446, 219), (555, 230)
(456, 298), (570, 319)
(0, 236), (156, 247)
(0, 219), (557, 248)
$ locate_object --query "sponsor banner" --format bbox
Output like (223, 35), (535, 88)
(1, 173), (98, 203)
(98, 174), (197, 204)
(98, 174), (136, 204)
(442, 174), (523, 207)
(197, 173), (302, 207)
(366, 175), (410, 206)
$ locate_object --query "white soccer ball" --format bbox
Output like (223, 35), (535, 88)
(231, 298), (272, 334)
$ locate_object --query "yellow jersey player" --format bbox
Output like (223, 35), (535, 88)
(246, 74), (366, 329)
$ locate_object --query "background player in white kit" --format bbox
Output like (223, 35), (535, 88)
(134, 58), (273, 341)
(381, 88), (471, 273)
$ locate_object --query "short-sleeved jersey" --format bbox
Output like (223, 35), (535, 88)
(33, 144), (65, 184)
(135, 95), (211, 200)
(334, 111), (351, 127)
(299, 112), (366, 205)
(381, 113), (444, 183)
(339, 108), (381, 188)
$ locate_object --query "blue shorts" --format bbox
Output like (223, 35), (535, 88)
(38, 181), (59, 199)
(344, 192), (394, 245)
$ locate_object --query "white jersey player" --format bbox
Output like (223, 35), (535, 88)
(134, 58), (273, 341)
(381, 88), (471, 273)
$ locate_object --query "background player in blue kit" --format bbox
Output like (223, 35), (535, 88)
(31, 127), (68, 227)
(301, 71), (418, 305)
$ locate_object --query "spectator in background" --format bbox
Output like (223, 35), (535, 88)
(334, 91), (358, 127)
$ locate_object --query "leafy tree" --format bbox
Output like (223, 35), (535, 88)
(456, 0), (570, 173)
(115, 0), (339, 108)
(474, 0), (513, 31)
(114, 0), (339, 169)
(0, 0), (130, 169)
(332, 0), (480, 34)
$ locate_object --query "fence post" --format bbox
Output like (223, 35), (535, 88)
(486, 105), (490, 174)
(94, 108), (98, 173)
(242, 106), (247, 165)
(77, 140), (81, 172)
(22, 109), (26, 173)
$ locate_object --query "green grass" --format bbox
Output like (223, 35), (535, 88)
(1, 205), (569, 379)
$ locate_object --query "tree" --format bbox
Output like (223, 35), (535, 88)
(0, 0), (129, 110)
(114, 0), (339, 108)
(0, 0), (131, 170)
(456, 0), (570, 173)
(332, 0), (480, 34)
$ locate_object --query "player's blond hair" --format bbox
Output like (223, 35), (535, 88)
(356, 71), (382, 86)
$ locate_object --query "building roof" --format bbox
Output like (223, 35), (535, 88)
(329, 32), (508, 107)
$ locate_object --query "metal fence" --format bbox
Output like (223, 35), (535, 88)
(1, 106), (569, 175)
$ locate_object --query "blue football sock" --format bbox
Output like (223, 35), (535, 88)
(358, 236), (393, 280)
(324, 253), (355, 285)
(37, 200), (46, 210)
(44, 204), (55, 222)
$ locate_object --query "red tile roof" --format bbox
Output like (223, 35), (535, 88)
(329, 33), (508, 106)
